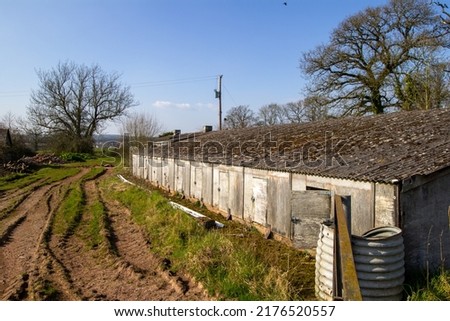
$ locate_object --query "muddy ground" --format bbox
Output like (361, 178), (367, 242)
(0, 168), (208, 301)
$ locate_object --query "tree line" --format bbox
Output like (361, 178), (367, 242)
(223, 97), (328, 129)
(2, 0), (450, 153)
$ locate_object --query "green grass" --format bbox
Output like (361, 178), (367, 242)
(0, 166), (80, 192)
(86, 199), (105, 249)
(60, 150), (121, 168)
(34, 279), (61, 300)
(81, 167), (106, 181)
(53, 182), (84, 237)
(407, 269), (450, 300)
(53, 167), (106, 239)
(101, 175), (315, 300)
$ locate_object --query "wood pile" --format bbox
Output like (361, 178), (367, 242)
(2, 154), (64, 173)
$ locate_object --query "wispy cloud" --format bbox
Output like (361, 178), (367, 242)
(153, 100), (191, 110)
(196, 102), (216, 110)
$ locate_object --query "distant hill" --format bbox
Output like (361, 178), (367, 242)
(94, 134), (122, 144)
(94, 134), (122, 149)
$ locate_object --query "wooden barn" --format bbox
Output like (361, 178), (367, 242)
(131, 108), (450, 275)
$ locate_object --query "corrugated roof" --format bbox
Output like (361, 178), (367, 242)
(153, 109), (450, 183)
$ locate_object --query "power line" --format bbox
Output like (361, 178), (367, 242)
(130, 75), (217, 88)
(223, 84), (239, 107)
(0, 75), (219, 96)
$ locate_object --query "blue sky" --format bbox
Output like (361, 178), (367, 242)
(0, 0), (388, 134)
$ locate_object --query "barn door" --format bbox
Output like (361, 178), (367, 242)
(193, 166), (203, 199)
(252, 177), (267, 225)
(219, 171), (229, 212)
(291, 191), (331, 248)
(175, 163), (183, 193)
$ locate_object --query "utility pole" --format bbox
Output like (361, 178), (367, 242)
(215, 75), (223, 130)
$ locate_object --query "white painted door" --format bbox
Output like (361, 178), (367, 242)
(252, 177), (267, 225)
(175, 164), (183, 192)
(193, 167), (203, 199)
(219, 171), (229, 212)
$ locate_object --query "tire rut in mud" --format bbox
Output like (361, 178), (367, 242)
(1, 168), (209, 301)
(46, 171), (207, 301)
(0, 178), (48, 216)
(0, 168), (90, 300)
(98, 176), (207, 301)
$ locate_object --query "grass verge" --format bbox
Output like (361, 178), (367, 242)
(406, 269), (450, 300)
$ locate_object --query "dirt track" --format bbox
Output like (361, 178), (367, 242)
(0, 168), (208, 301)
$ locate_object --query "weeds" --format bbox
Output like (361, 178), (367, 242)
(34, 279), (61, 300)
(407, 269), (450, 300)
(59, 152), (92, 162)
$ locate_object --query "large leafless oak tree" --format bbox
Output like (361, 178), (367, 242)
(301, 0), (450, 115)
(28, 62), (136, 153)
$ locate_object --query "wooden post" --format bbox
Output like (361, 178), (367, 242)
(334, 195), (362, 301)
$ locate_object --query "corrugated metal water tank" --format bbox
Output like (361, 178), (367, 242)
(315, 222), (334, 301)
(352, 226), (405, 301)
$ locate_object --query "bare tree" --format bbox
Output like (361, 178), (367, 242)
(282, 100), (305, 124)
(0, 111), (16, 129)
(301, 0), (449, 115)
(0, 112), (35, 158)
(15, 116), (44, 151)
(28, 61), (137, 153)
(122, 112), (164, 144)
(282, 97), (330, 124)
(257, 103), (285, 125)
(302, 96), (331, 122)
(223, 105), (256, 129)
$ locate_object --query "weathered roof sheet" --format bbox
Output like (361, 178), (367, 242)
(153, 109), (450, 183)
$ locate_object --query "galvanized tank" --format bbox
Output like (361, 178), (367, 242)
(352, 226), (405, 301)
(315, 221), (334, 301)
